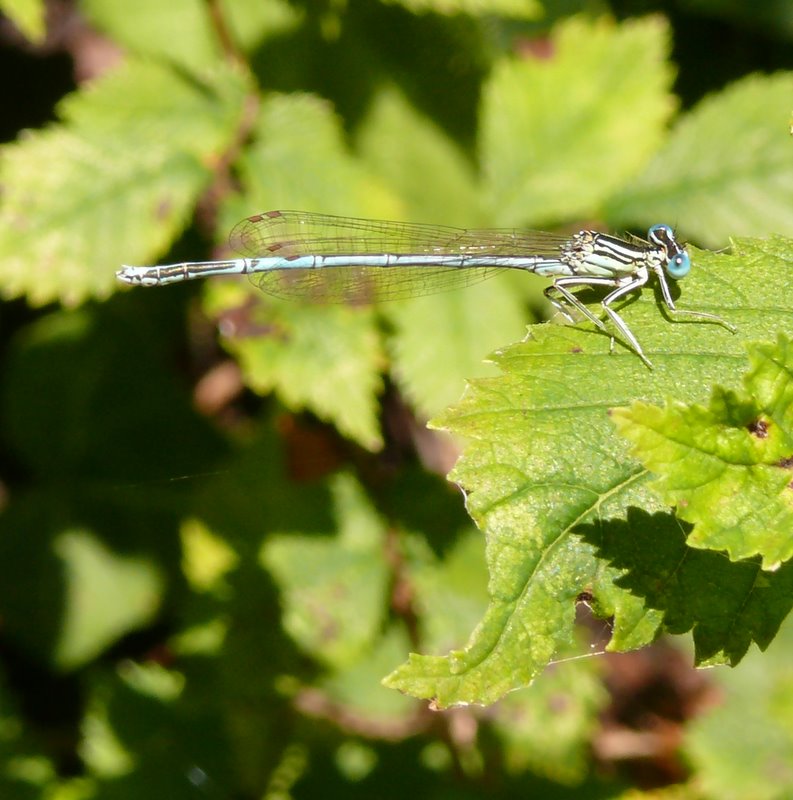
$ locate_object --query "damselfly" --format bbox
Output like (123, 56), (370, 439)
(117, 210), (735, 367)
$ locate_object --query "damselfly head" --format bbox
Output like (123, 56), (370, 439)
(647, 224), (691, 280)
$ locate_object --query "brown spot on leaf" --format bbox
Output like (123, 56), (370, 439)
(747, 418), (770, 438)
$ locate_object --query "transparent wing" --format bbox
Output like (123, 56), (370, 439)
(246, 263), (511, 303)
(229, 211), (570, 303)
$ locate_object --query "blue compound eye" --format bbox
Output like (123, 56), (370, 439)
(648, 223), (672, 241)
(666, 251), (691, 279)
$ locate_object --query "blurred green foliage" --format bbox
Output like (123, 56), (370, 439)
(1, 0), (793, 797)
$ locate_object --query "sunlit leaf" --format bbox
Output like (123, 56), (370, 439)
(405, 527), (489, 654)
(386, 236), (793, 705)
(384, 0), (540, 17)
(204, 282), (386, 450)
(0, 60), (250, 305)
(480, 15), (675, 226)
(219, 92), (398, 231)
(385, 277), (530, 419)
(319, 626), (419, 722)
(54, 530), (163, 669)
(356, 85), (481, 226)
(613, 334), (793, 570)
(260, 475), (390, 667)
(607, 73), (793, 246)
(81, 0), (219, 68)
(0, 0), (46, 42)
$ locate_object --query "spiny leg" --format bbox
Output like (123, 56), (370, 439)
(545, 276), (624, 356)
(652, 266), (737, 333)
(544, 276), (622, 333)
(546, 275), (654, 367)
(600, 279), (654, 368)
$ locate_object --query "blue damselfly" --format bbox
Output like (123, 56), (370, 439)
(117, 211), (735, 367)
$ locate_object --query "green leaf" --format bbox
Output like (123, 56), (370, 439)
(606, 72), (793, 247)
(581, 509), (793, 665)
(0, 60), (250, 305)
(219, 92), (398, 230)
(223, 0), (303, 52)
(54, 530), (163, 669)
(260, 475), (390, 668)
(180, 519), (239, 595)
(89, 661), (232, 796)
(384, 277), (529, 419)
(82, 0), (300, 69)
(0, 0), (46, 42)
(683, 612), (793, 799)
(612, 334), (793, 570)
(383, 0), (540, 16)
(479, 15), (676, 226)
(0, 300), (222, 669)
(405, 527), (490, 654)
(0, 490), (177, 671)
(386, 235), (793, 706)
(81, 0), (220, 68)
(356, 86), (532, 418)
(207, 94), (396, 449)
(318, 626), (419, 722)
(356, 85), (481, 225)
(204, 283), (385, 450)
(491, 658), (607, 784)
